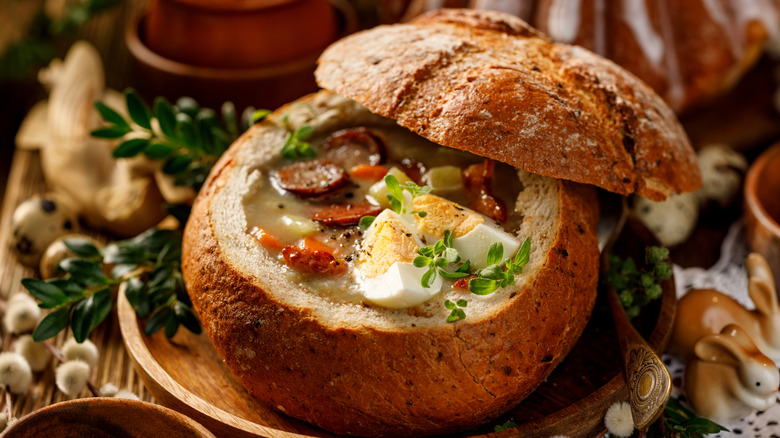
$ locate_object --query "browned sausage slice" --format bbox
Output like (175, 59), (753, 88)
(322, 128), (387, 170)
(462, 159), (508, 223)
(310, 202), (383, 226)
(282, 245), (347, 276)
(274, 160), (349, 198)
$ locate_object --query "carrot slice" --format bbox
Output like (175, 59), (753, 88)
(303, 236), (337, 254)
(249, 226), (283, 250)
(348, 164), (389, 181)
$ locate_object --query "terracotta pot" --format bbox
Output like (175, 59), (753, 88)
(3, 398), (215, 438)
(144, 0), (338, 68)
(744, 143), (780, 286)
(125, 0), (357, 112)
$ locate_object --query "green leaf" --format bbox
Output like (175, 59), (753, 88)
(164, 311), (179, 338)
(295, 125), (315, 140)
(444, 300), (455, 310)
(144, 142), (177, 159)
(486, 242), (504, 267)
(468, 277), (500, 295)
(176, 96), (199, 117)
(439, 270), (469, 279)
(90, 126), (129, 139)
(477, 265), (504, 281)
(32, 306), (71, 342)
(384, 175), (403, 205)
(443, 229), (453, 248)
(163, 154), (194, 174)
(94, 101), (129, 130)
(455, 260), (471, 273)
(48, 279), (85, 300)
(514, 237), (531, 267)
(21, 278), (68, 308)
(456, 299), (467, 307)
(113, 138), (149, 158)
(420, 266), (437, 288)
(59, 258), (107, 287)
(153, 97), (177, 138)
(145, 306), (172, 336)
(125, 277), (151, 317)
(358, 215), (375, 230)
(251, 109), (271, 124)
(71, 293), (102, 343)
(91, 288), (112, 332)
(174, 301), (202, 335)
(433, 257), (448, 268)
(175, 112), (199, 151)
(62, 237), (101, 259)
(413, 256), (431, 268)
(125, 88), (152, 130)
(387, 195), (402, 215)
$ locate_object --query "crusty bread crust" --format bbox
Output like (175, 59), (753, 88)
(182, 91), (600, 436)
(315, 8), (701, 202)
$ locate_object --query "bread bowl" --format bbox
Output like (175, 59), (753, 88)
(182, 9), (701, 436)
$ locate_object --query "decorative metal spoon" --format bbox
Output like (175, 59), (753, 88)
(598, 192), (672, 430)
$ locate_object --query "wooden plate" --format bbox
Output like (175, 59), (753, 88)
(118, 220), (676, 438)
(2, 397), (215, 438)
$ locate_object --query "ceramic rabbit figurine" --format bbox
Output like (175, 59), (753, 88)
(684, 323), (779, 424)
(670, 253), (780, 362)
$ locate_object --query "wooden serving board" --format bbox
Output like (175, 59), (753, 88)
(118, 222), (676, 438)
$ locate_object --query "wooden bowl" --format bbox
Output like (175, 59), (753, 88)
(744, 142), (780, 284)
(2, 397), (215, 438)
(125, 0), (357, 112)
(118, 222), (676, 438)
(143, 0), (338, 68)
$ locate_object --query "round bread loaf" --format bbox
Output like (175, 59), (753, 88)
(182, 91), (600, 436)
(316, 8), (701, 201)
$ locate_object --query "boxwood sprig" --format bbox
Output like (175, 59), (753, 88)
(22, 229), (201, 343)
(605, 246), (671, 320)
(91, 89), (258, 191)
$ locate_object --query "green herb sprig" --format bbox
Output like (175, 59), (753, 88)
(359, 175), (431, 229)
(648, 397), (728, 438)
(90, 89), (254, 191)
(23, 230), (201, 343)
(281, 125), (316, 160)
(493, 420), (517, 432)
(414, 230), (471, 287)
(606, 246), (672, 319)
(444, 299), (468, 322)
(468, 237), (531, 295)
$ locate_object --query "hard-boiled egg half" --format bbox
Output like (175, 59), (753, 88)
(357, 194), (521, 308)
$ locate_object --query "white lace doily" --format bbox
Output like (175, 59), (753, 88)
(667, 218), (780, 437)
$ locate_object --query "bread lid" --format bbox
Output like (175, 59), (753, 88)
(315, 8), (701, 201)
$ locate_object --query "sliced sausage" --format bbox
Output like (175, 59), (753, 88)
(323, 128), (387, 170)
(282, 245), (347, 276)
(274, 160), (349, 198)
(400, 158), (426, 185)
(310, 202), (383, 227)
(462, 159), (508, 223)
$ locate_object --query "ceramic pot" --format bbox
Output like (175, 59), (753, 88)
(125, 0), (356, 112)
(744, 143), (780, 287)
(144, 0), (338, 68)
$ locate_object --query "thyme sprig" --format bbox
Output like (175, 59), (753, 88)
(605, 246), (672, 319)
(23, 230), (201, 343)
(414, 230), (471, 287)
(444, 299), (468, 323)
(468, 237), (531, 295)
(359, 175), (431, 229)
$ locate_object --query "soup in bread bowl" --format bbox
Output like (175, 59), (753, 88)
(182, 8), (700, 437)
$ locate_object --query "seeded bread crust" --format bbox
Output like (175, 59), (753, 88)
(182, 91), (599, 437)
(315, 8), (701, 201)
